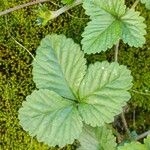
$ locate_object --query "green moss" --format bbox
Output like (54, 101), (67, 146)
(0, 0), (150, 149)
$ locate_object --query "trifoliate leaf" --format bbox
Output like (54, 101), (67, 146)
(82, 0), (126, 53)
(140, 0), (150, 10)
(33, 34), (86, 100)
(61, 0), (74, 4)
(82, 0), (146, 54)
(121, 9), (147, 48)
(117, 142), (146, 150)
(78, 61), (133, 126)
(78, 125), (117, 150)
(144, 135), (150, 149)
(19, 89), (83, 147)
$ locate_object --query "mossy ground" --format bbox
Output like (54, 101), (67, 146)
(0, 0), (150, 149)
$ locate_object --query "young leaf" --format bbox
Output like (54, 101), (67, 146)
(33, 34), (86, 100)
(78, 125), (117, 150)
(82, 0), (126, 53)
(117, 142), (146, 150)
(121, 9), (147, 48)
(19, 89), (83, 147)
(140, 0), (150, 10)
(78, 61), (133, 126)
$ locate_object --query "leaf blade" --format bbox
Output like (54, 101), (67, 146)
(78, 125), (117, 150)
(18, 89), (83, 147)
(82, 0), (126, 53)
(33, 34), (86, 100)
(78, 61), (133, 126)
(121, 9), (146, 47)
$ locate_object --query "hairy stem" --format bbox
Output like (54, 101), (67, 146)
(114, 41), (120, 62)
(114, 41), (131, 138)
(136, 130), (150, 140)
(131, 0), (140, 9)
(0, 0), (50, 16)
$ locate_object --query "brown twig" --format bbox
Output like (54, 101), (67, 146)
(0, 0), (50, 16)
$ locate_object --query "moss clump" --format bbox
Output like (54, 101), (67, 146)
(0, 0), (150, 149)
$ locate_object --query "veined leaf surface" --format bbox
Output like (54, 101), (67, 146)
(82, 0), (146, 54)
(82, 0), (126, 53)
(33, 34), (86, 100)
(78, 125), (116, 150)
(19, 89), (83, 147)
(121, 9), (147, 48)
(78, 61), (133, 126)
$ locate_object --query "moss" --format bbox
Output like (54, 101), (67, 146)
(0, 0), (150, 149)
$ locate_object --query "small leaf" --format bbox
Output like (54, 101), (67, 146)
(36, 4), (52, 26)
(78, 61), (133, 126)
(61, 0), (74, 4)
(117, 142), (146, 150)
(19, 89), (83, 147)
(121, 9), (147, 48)
(78, 125), (117, 150)
(140, 0), (150, 10)
(33, 34), (86, 100)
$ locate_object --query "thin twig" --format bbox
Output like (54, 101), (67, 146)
(136, 130), (150, 140)
(0, 0), (50, 16)
(50, 0), (82, 19)
(131, 0), (140, 9)
(5, 16), (35, 60)
(121, 112), (131, 138)
(114, 41), (120, 62)
(11, 36), (36, 60)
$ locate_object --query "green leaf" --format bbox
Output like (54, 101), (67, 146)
(140, 0), (150, 10)
(81, 18), (121, 54)
(78, 61), (133, 126)
(78, 125), (117, 150)
(121, 9), (147, 48)
(118, 135), (150, 150)
(82, 0), (126, 53)
(117, 142), (146, 150)
(36, 4), (52, 26)
(83, 0), (126, 19)
(144, 135), (150, 149)
(19, 89), (83, 147)
(61, 0), (74, 4)
(82, 0), (146, 54)
(33, 34), (86, 100)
